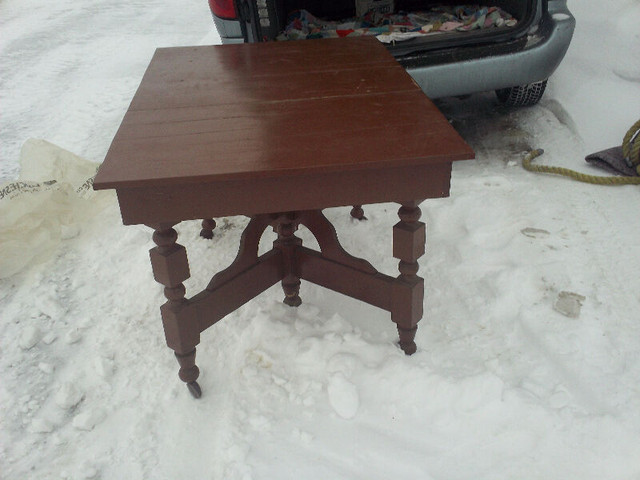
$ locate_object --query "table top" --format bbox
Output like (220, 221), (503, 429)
(93, 37), (473, 224)
(94, 37), (472, 189)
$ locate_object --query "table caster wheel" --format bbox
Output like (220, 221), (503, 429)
(283, 294), (302, 307)
(350, 205), (366, 221)
(187, 381), (202, 399)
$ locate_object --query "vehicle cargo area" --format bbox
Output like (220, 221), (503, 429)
(245, 0), (536, 53)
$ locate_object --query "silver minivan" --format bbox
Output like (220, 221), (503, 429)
(208, 0), (575, 106)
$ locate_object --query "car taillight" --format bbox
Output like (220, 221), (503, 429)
(209, 0), (237, 19)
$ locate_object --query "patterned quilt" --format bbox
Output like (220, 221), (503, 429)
(277, 5), (518, 43)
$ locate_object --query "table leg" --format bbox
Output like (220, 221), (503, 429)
(273, 214), (303, 307)
(391, 201), (425, 355)
(350, 205), (366, 220)
(149, 223), (202, 398)
(199, 218), (216, 239)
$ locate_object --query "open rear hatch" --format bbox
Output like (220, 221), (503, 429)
(236, 0), (538, 56)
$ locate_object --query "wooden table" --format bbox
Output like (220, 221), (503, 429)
(93, 37), (473, 398)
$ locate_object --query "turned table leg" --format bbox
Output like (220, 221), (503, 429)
(391, 201), (426, 355)
(273, 214), (302, 307)
(150, 223), (202, 398)
(350, 205), (366, 220)
(200, 218), (216, 239)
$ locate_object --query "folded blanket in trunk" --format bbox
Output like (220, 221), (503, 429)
(277, 5), (517, 43)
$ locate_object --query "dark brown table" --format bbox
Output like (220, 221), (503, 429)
(93, 37), (473, 398)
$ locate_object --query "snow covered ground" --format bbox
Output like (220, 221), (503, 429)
(1, 0), (640, 478)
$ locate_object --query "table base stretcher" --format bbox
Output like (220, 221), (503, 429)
(150, 202), (425, 398)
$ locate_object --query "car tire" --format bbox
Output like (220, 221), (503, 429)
(496, 80), (548, 106)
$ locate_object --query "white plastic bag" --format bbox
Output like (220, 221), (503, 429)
(0, 139), (112, 278)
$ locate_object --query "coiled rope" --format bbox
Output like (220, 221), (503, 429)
(523, 119), (640, 185)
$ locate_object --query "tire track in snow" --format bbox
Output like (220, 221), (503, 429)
(433, 94), (640, 423)
(0, 0), (212, 182)
(497, 103), (640, 419)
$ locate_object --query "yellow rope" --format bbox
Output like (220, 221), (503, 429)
(522, 120), (640, 185)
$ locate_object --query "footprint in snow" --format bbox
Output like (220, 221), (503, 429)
(38, 362), (55, 374)
(29, 417), (55, 433)
(327, 352), (362, 377)
(19, 326), (41, 350)
(64, 328), (82, 344)
(327, 373), (359, 420)
(73, 407), (106, 431)
(467, 175), (513, 191)
(55, 383), (83, 409)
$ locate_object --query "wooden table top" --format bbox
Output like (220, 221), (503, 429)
(93, 37), (473, 224)
(94, 37), (472, 189)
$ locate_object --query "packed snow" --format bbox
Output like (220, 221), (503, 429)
(1, 0), (640, 479)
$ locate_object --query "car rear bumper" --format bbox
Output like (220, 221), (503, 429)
(404, 9), (575, 98)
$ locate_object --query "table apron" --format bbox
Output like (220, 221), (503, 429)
(115, 162), (452, 225)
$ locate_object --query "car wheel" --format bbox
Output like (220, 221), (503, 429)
(496, 80), (548, 106)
